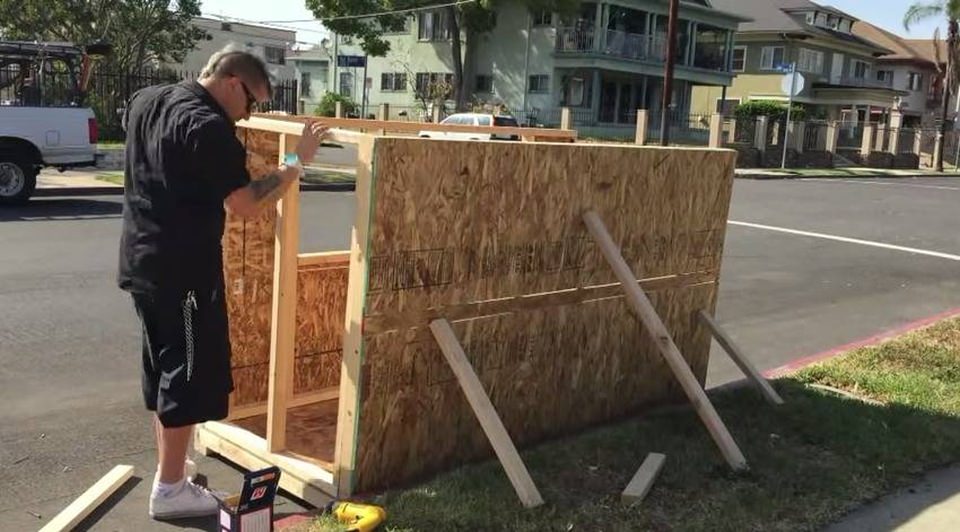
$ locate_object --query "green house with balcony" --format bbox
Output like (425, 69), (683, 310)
(691, 0), (906, 124)
(327, 1), (746, 137)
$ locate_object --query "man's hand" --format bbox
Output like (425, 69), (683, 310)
(295, 121), (330, 165)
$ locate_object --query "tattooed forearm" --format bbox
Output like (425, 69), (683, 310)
(248, 172), (289, 203)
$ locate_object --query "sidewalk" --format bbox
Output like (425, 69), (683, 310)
(36, 169), (122, 196)
(824, 464), (960, 531)
(35, 167), (355, 196)
(736, 167), (958, 179)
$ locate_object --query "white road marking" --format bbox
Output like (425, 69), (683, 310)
(801, 178), (960, 191)
(728, 220), (960, 262)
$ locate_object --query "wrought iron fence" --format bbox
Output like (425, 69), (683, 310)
(647, 112), (711, 145)
(897, 128), (919, 154)
(767, 118), (787, 147)
(1, 64), (298, 141)
(732, 117), (756, 145)
(837, 122), (864, 149)
(803, 121), (829, 151)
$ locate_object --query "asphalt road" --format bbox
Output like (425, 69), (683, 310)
(1, 177), (958, 530)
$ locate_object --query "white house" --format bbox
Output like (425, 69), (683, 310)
(288, 47), (332, 114)
(168, 16), (297, 80)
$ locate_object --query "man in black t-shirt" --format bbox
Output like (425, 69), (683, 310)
(118, 48), (328, 520)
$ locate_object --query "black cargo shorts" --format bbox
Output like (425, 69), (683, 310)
(132, 287), (234, 427)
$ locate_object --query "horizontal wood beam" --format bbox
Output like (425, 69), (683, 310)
(228, 387), (340, 421)
(621, 453), (666, 505)
(298, 251), (351, 268)
(196, 421), (337, 506)
(238, 116), (366, 144)
(39, 465), (134, 532)
(362, 271), (717, 334)
(244, 114), (578, 140)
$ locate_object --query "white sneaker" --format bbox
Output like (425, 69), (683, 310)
(149, 479), (220, 520)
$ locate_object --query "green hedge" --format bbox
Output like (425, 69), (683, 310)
(314, 92), (357, 117)
(735, 100), (806, 121)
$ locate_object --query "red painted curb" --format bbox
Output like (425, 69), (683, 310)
(763, 307), (960, 378)
(274, 513), (317, 529)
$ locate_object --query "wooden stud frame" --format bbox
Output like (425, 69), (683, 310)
(198, 115), (739, 506)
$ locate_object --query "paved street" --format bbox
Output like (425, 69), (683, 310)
(1, 177), (959, 530)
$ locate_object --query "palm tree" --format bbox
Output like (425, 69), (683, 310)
(904, 1), (960, 171)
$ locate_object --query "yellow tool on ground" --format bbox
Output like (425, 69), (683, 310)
(325, 500), (387, 532)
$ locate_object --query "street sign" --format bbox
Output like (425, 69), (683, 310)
(337, 55), (366, 68)
(780, 71), (805, 96)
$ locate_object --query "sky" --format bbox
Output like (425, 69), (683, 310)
(197, 0), (947, 46)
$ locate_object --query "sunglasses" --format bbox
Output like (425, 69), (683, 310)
(239, 80), (260, 113)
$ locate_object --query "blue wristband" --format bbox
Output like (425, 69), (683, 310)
(284, 153), (300, 166)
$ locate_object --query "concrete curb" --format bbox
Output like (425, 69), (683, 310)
(763, 307), (960, 378)
(34, 181), (356, 198)
(35, 186), (124, 197)
(736, 172), (957, 180)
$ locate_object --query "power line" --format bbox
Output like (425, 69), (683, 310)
(255, 0), (478, 24)
(201, 13), (329, 36)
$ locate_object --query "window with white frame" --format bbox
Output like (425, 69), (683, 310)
(798, 48), (824, 73)
(853, 60), (869, 79)
(300, 72), (311, 97)
(532, 10), (552, 26)
(339, 71), (354, 98)
(716, 98), (740, 114)
(528, 74), (550, 93)
(475, 74), (493, 93)
(415, 72), (454, 96)
(380, 72), (407, 92)
(876, 70), (892, 82)
(264, 46), (285, 65)
(418, 11), (451, 41)
(909, 71), (923, 91)
(760, 46), (785, 70)
(732, 46), (746, 72)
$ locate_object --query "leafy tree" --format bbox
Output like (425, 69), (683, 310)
(904, 0), (960, 171)
(305, 0), (580, 111)
(0, 0), (206, 74)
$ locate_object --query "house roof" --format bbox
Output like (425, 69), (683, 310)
(852, 20), (937, 67)
(709, 0), (890, 54)
(903, 39), (945, 64)
(288, 48), (330, 62)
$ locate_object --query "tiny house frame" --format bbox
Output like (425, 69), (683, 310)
(195, 115), (737, 506)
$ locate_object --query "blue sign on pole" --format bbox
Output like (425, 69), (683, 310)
(337, 55), (366, 68)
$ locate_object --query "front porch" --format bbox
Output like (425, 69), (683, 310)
(555, 67), (709, 141)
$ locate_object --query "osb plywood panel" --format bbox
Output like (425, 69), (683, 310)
(224, 128), (279, 408)
(355, 283), (717, 491)
(223, 129), (349, 408)
(351, 139), (735, 492)
(294, 265), (349, 395)
(228, 265), (349, 406)
(362, 140), (735, 321)
(232, 400), (339, 467)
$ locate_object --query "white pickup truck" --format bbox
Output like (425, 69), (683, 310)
(0, 106), (99, 204)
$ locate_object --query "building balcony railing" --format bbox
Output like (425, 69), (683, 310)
(833, 76), (894, 89)
(555, 27), (667, 63)
(555, 27), (596, 53)
(602, 29), (666, 62)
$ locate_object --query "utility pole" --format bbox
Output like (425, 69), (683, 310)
(659, 0), (680, 146)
